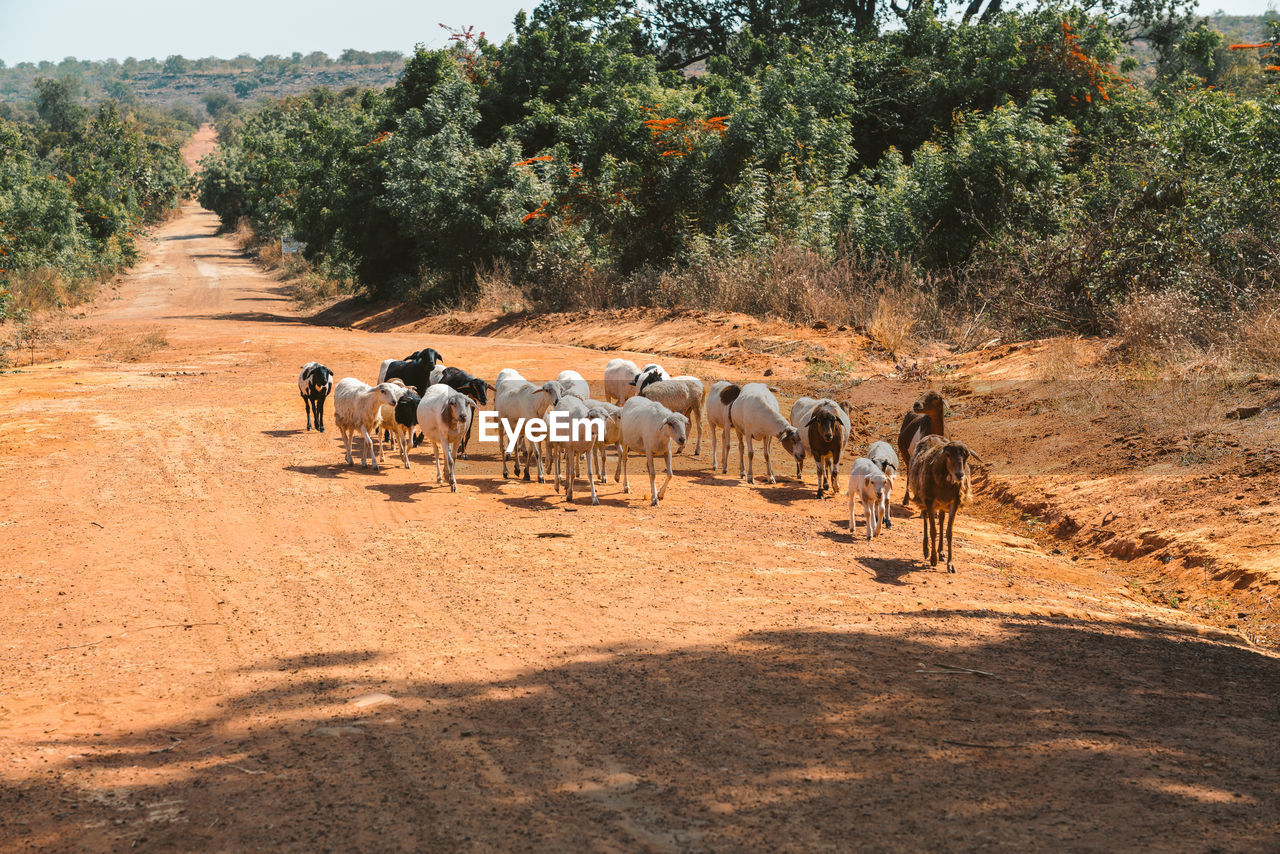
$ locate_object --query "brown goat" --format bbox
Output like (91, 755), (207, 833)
(805, 402), (847, 498)
(908, 435), (978, 572)
(898, 390), (946, 505)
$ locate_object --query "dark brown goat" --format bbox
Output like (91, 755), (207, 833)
(805, 402), (846, 498)
(898, 390), (946, 505)
(907, 435), (978, 572)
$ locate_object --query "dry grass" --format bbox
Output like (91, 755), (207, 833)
(1237, 297), (1280, 371)
(471, 259), (530, 314)
(97, 328), (169, 362)
(5, 266), (98, 314)
(869, 285), (926, 358)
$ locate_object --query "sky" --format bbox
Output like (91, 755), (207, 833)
(0, 0), (1274, 66)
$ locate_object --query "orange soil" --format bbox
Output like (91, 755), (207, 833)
(2, 136), (1278, 851)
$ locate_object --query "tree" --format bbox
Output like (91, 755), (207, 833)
(162, 54), (190, 76)
(34, 77), (86, 135)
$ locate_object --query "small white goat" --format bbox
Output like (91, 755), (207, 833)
(848, 457), (890, 540)
(549, 394), (603, 505)
(726, 383), (803, 485)
(416, 384), (474, 492)
(604, 358), (642, 404)
(333, 378), (399, 469)
(867, 440), (900, 529)
(619, 396), (689, 506)
(639, 375), (705, 456)
(495, 378), (563, 481)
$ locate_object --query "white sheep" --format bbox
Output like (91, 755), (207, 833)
(848, 457), (890, 540)
(549, 395), (604, 505)
(416, 384), (474, 492)
(495, 378), (563, 481)
(583, 398), (623, 483)
(789, 397), (852, 497)
(726, 383), (803, 485)
(639, 376), (705, 456)
(619, 396), (689, 506)
(867, 440), (900, 529)
(333, 378), (400, 469)
(556, 369), (590, 400)
(604, 358), (641, 404)
(706, 380), (740, 474)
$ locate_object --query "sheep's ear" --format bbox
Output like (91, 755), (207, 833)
(954, 442), (983, 464)
(485, 382), (497, 392)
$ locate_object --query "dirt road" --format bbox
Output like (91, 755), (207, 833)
(2, 194), (1279, 851)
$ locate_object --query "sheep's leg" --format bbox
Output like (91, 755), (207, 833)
(762, 436), (775, 484)
(434, 438), (444, 484)
(883, 491), (893, 529)
(620, 445), (631, 494)
(744, 434), (755, 484)
(692, 406), (702, 456)
(553, 445), (563, 491)
(658, 445), (674, 501)
(535, 440), (547, 484)
(459, 414), (474, 459)
(359, 426), (375, 469)
(646, 451), (658, 506)
(933, 509), (946, 566)
(400, 428), (411, 469)
(944, 505), (956, 572)
(304, 397), (313, 431)
(318, 396), (326, 432)
(446, 443), (457, 492)
(921, 501), (933, 564)
(585, 447), (599, 505)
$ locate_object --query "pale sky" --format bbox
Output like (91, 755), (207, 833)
(0, 0), (1273, 66)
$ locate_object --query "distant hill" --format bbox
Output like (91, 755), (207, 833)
(0, 52), (404, 118)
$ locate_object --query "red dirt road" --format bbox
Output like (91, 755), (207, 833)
(2, 199), (1279, 851)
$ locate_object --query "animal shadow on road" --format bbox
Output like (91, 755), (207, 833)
(366, 482), (434, 503)
(856, 556), (918, 585)
(283, 463), (382, 479)
(12, 618), (1280, 851)
(262, 429), (303, 438)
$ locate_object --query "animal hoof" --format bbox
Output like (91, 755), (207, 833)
(947, 565), (956, 573)
(451, 485), (458, 493)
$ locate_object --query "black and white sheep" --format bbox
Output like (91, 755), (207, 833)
(297, 362), (333, 432)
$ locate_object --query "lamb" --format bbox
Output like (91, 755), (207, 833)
(618, 396), (689, 506)
(898, 390), (946, 505)
(639, 376), (705, 456)
(726, 383), (804, 485)
(706, 381), (740, 474)
(789, 397), (851, 498)
(556, 369), (591, 400)
(848, 457), (890, 540)
(603, 358), (642, 404)
(333, 378), (400, 469)
(416, 384), (474, 492)
(373, 380), (413, 467)
(382, 389), (423, 468)
(908, 435), (979, 572)
(549, 394), (605, 505)
(867, 440), (900, 529)
(495, 378), (563, 481)
(582, 399), (623, 483)
(298, 362), (333, 432)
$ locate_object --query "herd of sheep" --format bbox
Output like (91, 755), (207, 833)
(296, 349), (981, 571)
